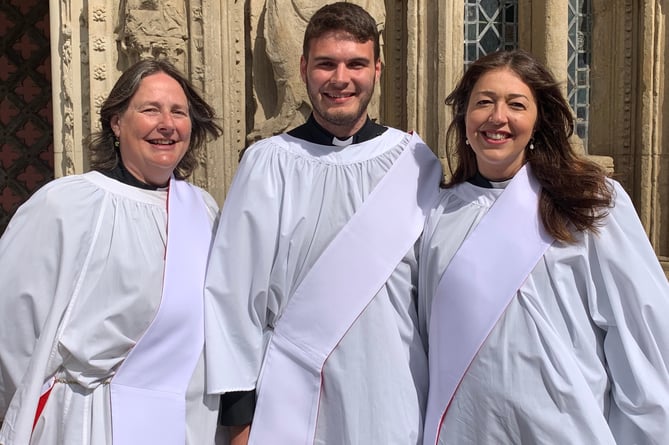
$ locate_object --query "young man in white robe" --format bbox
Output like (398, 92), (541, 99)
(204, 3), (442, 445)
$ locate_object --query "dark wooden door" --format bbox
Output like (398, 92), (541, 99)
(0, 0), (53, 234)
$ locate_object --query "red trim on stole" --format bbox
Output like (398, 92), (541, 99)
(33, 385), (53, 430)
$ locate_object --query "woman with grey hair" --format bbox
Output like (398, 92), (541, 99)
(0, 58), (223, 445)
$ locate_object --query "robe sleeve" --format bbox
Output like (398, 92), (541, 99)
(204, 141), (283, 398)
(0, 179), (101, 419)
(197, 187), (220, 222)
(587, 180), (669, 444)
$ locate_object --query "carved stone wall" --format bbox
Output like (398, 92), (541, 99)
(589, 0), (636, 188)
(41, 0), (669, 274)
(246, 0), (386, 142)
(50, 0), (86, 177)
(241, 1), (462, 159)
(636, 0), (669, 274)
(49, 0), (233, 202)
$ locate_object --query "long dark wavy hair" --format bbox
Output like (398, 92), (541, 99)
(444, 49), (613, 243)
(88, 58), (223, 179)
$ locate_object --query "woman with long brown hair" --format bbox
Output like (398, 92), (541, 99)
(420, 49), (669, 444)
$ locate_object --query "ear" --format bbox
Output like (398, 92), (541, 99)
(299, 55), (308, 84)
(374, 58), (381, 81)
(110, 115), (121, 137)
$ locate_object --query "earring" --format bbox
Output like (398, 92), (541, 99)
(529, 140), (535, 151)
(114, 138), (120, 149)
(465, 139), (470, 146)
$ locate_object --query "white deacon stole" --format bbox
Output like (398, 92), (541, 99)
(248, 134), (442, 445)
(423, 165), (554, 445)
(110, 179), (210, 444)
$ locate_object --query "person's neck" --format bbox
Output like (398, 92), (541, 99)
(100, 158), (167, 190)
(467, 171), (513, 189)
(287, 114), (387, 146)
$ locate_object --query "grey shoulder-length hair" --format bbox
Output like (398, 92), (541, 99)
(88, 58), (223, 179)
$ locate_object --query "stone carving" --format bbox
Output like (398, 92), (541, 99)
(92, 6), (107, 22)
(249, 0), (386, 141)
(57, 0), (76, 176)
(117, 0), (189, 68)
(92, 36), (107, 52)
(38, 0), (669, 276)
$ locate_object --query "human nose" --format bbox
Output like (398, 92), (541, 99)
(488, 104), (507, 124)
(157, 111), (175, 131)
(329, 64), (349, 86)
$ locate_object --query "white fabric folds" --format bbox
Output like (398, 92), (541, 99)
(110, 179), (210, 445)
(424, 165), (554, 445)
(248, 134), (441, 445)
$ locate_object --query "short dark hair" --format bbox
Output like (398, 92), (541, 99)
(88, 58), (222, 179)
(303, 2), (380, 61)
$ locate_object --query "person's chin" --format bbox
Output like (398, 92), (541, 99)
(323, 108), (362, 126)
(149, 155), (181, 172)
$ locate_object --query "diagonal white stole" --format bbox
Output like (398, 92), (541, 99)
(248, 134), (442, 445)
(423, 165), (554, 445)
(110, 179), (211, 445)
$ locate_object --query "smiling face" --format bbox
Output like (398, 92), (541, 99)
(110, 72), (191, 187)
(465, 67), (538, 181)
(300, 31), (381, 139)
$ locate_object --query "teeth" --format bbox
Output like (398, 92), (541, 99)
(485, 132), (506, 140)
(149, 139), (175, 145)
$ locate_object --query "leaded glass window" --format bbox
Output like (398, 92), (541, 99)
(463, 0), (592, 146)
(464, 0), (518, 66)
(567, 0), (592, 144)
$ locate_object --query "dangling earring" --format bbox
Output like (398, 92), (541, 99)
(465, 139), (470, 146)
(114, 137), (120, 149)
(529, 139), (535, 151)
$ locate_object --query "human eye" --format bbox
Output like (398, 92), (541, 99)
(141, 106), (159, 114)
(348, 60), (368, 69)
(509, 101), (528, 110)
(315, 60), (335, 69)
(475, 98), (493, 106)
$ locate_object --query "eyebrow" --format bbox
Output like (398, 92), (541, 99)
(136, 101), (188, 109)
(475, 90), (531, 101)
(311, 56), (372, 64)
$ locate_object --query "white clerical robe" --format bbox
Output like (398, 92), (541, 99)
(205, 128), (439, 444)
(0, 172), (220, 445)
(419, 178), (669, 444)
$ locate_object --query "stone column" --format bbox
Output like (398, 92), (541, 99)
(50, 0), (88, 177)
(637, 0), (669, 273)
(589, 0), (635, 184)
(199, 0), (246, 201)
(48, 0), (235, 200)
(405, 0), (463, 159)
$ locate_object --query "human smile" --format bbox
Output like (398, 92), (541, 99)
(323, 91), (355, 101)
(481, 131), (511, 142)
(147, 138), (177, 146)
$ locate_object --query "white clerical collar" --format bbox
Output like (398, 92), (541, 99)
(489, 178), (512, 189)
(332, 136), (354, 147)
(287, 115), (388, 146)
